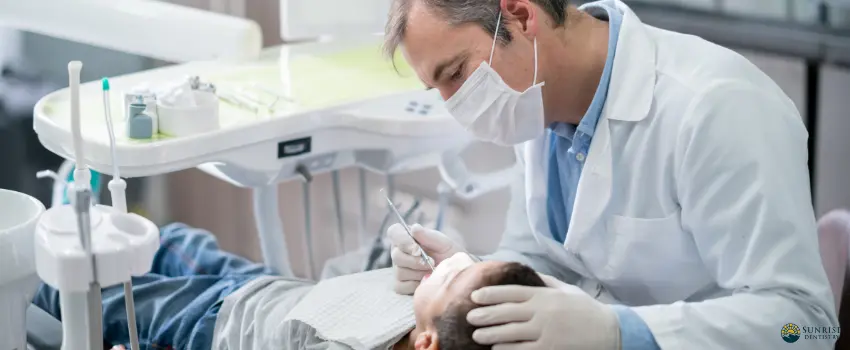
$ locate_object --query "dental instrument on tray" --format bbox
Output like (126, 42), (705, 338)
(217, 83), (293, 114)
(218, 91), (261, 113)
(252, 83), (295, 110)
(382, 189), (436, 271)
(103, 77), (141, 350)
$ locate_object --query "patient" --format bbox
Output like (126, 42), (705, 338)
(31, 224), (546, 350)
(407, 253), (546, 350)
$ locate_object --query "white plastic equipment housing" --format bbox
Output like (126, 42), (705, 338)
(0, 0), (262, 63)
(438, 151), (522, 201)
(157, 91), (220, 137)
(280, 0), (391, 41)
(34, 205), (159, 292)
(33, 40), (470, 185)
(0, 189), (46, 350)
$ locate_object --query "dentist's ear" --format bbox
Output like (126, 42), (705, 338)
(501, 0), (539, 39)
(415, 330), (439, 350)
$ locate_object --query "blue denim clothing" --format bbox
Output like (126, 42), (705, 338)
(546, 0), (623, 243)
(31, 223), (273, 350)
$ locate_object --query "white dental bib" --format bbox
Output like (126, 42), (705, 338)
(284, 269), (416, 350)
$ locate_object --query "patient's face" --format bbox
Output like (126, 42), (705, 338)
(412, 253), (501, 328)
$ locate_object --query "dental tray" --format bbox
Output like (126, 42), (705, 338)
(33, 38), (468, 182)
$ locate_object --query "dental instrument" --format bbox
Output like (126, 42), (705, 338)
(358, 169), (369, 246)
(74, 180), (101, 349)
(187, 76), (217, 93)
(296, 164), (316, 278)
(382, 189), (436, 271)
(364, 197), (420, 271)
(252, 83), (295, 111)
(332, 170), (345, 252)
(386, 175), (396, 201)
(103, 77), (141, 350)
(217, 91), (261, 113)
(303, 182), (317, 279)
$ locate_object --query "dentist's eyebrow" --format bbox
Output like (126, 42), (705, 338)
(431, 51), (469, 83)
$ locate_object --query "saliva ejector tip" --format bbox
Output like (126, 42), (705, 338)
(102, 77), (110, 91)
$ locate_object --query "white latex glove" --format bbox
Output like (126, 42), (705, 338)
(387, 223), (464, 294)
(466, 274), (621, 350)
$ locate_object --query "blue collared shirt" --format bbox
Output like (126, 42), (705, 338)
(545, 1), (660, 349)
(545, 0), (621, 244)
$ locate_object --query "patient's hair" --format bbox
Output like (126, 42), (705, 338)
(434, 262), (546, 350)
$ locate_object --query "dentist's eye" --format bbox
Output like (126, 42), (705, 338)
(450, 63), (465, 82)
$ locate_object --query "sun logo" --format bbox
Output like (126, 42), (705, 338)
(781, 323), (801, 343)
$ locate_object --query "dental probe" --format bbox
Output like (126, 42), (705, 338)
(381, 189), (436, 271)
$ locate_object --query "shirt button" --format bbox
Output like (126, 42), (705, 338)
(576, 153), (586, 162)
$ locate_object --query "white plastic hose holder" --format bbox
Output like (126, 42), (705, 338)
(34, 204), (159, 291)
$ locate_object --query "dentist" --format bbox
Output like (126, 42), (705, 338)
(384, 0), (838, 349)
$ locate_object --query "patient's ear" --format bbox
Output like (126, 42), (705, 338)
(414, 330), (439, 350)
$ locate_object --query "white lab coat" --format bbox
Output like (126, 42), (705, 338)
(487, 1), (839, 349)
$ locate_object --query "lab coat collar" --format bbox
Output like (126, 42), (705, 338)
(602, 1), (656, 122)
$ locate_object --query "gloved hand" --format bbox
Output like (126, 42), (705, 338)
(466, 274), (621, 350)
(387, 223), (464, 294)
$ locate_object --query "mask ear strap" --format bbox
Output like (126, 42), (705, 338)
(532, 37), (538, 85)
(489, 11), (502, 64)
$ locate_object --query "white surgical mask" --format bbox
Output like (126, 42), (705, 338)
(445, 12), (545, 146)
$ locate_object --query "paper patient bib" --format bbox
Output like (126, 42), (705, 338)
(284, 269), (416, 350)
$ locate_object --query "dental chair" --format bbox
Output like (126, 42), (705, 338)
(818, 210), (850, 311)
(817, 210), (850, 349)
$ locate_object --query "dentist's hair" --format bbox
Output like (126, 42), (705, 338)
(434, 262), (546, 350)
(383, 0), (570, 59)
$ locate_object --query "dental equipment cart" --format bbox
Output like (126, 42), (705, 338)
(13, 39), (471, 350)
(33, 39), (470, 278)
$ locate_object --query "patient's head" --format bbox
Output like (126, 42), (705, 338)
(410, 253), (545, 350)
